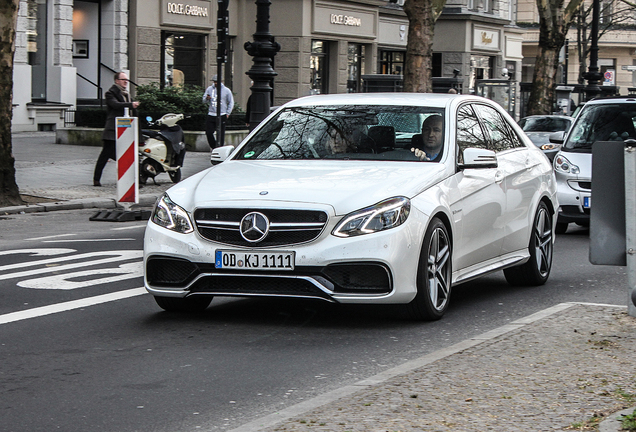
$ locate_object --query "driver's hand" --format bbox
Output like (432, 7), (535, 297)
(411, 147), (430, 161)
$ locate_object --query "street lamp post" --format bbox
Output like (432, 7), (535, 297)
(244, 0), (281, 129)
(584, 0), (602, 101)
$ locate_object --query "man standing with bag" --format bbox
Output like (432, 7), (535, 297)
(93, 72), (140, 186)
(203, 74), (234, 149)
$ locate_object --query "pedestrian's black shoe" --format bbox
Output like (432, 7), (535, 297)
(93, 180), (101, 187)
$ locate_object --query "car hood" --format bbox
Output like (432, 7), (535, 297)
(166, 160), (448, 215)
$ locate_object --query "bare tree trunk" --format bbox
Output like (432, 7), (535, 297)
(527, 45), (561, 115)
(526, 0), (583, 115)
(0, 0), (22, 207)
(403, 0), (446, 93)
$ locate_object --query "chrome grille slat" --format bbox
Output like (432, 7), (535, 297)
(194, 208), (329, 247)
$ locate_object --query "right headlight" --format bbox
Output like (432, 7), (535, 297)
(332, 197), (411, 238)
(554, 154), (580, 174)
(151, 193), (193, 234)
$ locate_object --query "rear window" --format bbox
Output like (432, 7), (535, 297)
(519, 117), (572, 133)
(563, 103), (636, 152)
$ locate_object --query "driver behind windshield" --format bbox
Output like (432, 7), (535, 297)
(411, 114), (444, 161)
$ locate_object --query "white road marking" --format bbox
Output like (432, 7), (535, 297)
(110, 225), (147, 231)
(18, 261), (143, 290)
(42, 238), (136, 243)
(24, 234), (77, 241)
(0, 287), (148, 325)
(0, 250), (142, 279)
(0, 248), (76, 257)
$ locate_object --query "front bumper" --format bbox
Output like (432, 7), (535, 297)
(143, 217), (422, 305)
(555, 174), (591, 224)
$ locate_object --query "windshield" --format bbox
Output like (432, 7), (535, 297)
(234, 105), (445, 162)
(563, 103), (636, 152)
(519, 116), (571, 132)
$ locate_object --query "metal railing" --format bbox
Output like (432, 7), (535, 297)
(64, 108), (76, 127)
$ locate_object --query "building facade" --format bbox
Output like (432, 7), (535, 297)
(12, 0), (523, 132)
(518, 0), (636, 105)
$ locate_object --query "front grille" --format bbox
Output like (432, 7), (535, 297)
(146, 257), (199, 286)
(577, 182), (591, 190)
(323, 263), (391, 293)
(194, 208), (328, 247)
(189, 275), (334, 301)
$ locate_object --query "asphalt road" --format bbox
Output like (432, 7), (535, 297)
(0, 211), (627, 432)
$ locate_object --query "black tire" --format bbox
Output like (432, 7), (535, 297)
(168, 168), (182, 183)
(154, 295), (212, 312)
(404, 217), (452, 321)
(504, 201), (553, 286)
(555, 222), (568, 234)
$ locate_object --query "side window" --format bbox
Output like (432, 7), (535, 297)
(457, 104), (488, 162)
(474, 104), (523, 152)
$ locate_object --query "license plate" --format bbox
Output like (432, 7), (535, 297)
(583, 196), (591, 209)
(215, 250), (295, 270)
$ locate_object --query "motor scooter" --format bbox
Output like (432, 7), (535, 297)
(139, 113), (186, 184)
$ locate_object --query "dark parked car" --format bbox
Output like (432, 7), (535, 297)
(518, 115), (573, 161)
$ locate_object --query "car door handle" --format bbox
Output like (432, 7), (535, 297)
(495, 171), (504, 183)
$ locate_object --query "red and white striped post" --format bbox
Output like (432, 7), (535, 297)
(115, 108), (139, 204)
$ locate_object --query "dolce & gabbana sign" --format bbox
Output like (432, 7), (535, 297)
(330, 14), (361, 27)
(167, 2), (209, 16)
(161, 0), (213, 29)
(313, 1), (377, 39)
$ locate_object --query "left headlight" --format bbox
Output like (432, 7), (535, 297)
(332, 197), (411, 238)
(151, 193), (193, 234)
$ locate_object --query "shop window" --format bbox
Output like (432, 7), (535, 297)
(27, 0), (47, 101)
(469, 55), (494, 90)
(505, 61), (516, 80)
(347, 43), (365, 93)
(162, 32), (206, 88)
(379, 50), (405, 75)
(310, 40), (329, 95)
(433, 53), (442, 77)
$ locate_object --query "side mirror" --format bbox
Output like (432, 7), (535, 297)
(459, 148), (497, 169)
(549, 131), (565, 144)
(211, 145), (235, 165)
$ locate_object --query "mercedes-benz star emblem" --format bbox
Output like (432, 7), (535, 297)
(240, 212), (270, 243)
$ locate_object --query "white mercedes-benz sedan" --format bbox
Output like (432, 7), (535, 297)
(143, 93), (558, 320)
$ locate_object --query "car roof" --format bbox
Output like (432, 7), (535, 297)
(281, 93), (487, 109)
(520, 114), (572, 120)
(585, 95), (636, 105)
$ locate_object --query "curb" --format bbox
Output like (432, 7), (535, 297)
(0, 194), (161, 215)
(600, 406), (636, 432)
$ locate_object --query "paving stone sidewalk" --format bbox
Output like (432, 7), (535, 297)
(253, 304), (636, 432)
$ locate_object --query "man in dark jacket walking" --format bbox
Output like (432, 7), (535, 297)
(93, 72), (140, 186)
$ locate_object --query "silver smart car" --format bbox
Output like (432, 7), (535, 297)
(553, 96), (636, 233)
